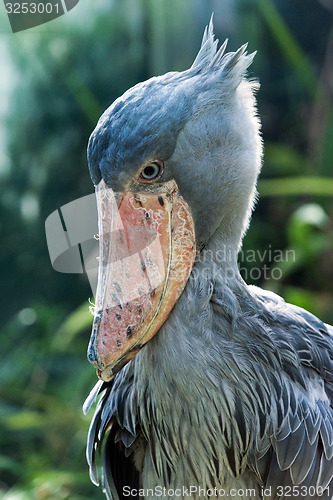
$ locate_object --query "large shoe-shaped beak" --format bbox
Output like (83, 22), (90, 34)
(87, 179), (196, 381)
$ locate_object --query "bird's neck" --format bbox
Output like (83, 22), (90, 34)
(130, 236), (260, 489)
(134, 230), (253, 387)
(192, 224), (248, 297)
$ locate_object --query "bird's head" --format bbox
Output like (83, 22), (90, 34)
(87, 21), (263, 381)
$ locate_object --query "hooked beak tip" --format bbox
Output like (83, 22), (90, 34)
(96, 369), (113, 382)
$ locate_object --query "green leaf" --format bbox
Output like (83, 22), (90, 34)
(2, 411), (47, 431)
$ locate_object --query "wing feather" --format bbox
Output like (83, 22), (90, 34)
(247, 287), (333, 498)
(84, 368), (142, 500)
(102, 423), (140, 500)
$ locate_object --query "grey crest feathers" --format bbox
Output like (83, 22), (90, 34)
(190, 16), (256, 84)
(87, 19), (257, 187)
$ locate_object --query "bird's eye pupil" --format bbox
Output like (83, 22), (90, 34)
(141, 162), (162, 180)
(144, 166), (157, 177)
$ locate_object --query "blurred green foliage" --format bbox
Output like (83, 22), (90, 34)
(0, 0), (332, 497)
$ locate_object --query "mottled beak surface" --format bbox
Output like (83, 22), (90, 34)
(87, 179), (196, 381)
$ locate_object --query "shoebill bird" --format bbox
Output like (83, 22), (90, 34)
(84, 21), (333, 500)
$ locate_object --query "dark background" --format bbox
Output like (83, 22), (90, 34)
(0, 0), (332, 498)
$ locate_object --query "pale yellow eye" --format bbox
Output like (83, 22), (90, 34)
(140, 161), (163, 181)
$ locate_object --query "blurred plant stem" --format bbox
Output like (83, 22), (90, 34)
(258, 176), (333, 196)
(256, 0), (318, 96)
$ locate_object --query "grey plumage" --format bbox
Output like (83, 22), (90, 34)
(86, 273), (333, 499)
(85, 20), (333, 500)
